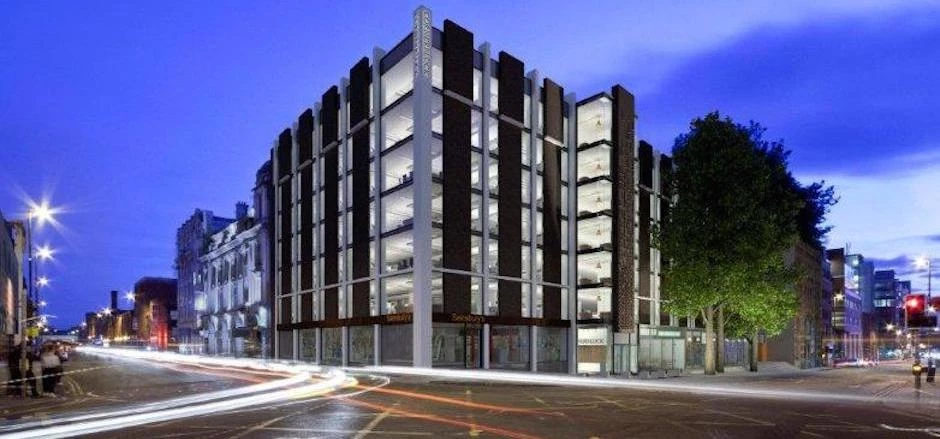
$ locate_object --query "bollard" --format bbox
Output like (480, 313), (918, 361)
(913, 362), (923, 390)
(927, 359), (936, 383)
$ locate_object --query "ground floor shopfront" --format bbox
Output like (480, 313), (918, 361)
(277, 313), (571, 372)
(577, 325), (751, 375)
(277, 317), (748, 374)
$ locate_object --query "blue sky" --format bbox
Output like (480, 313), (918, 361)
(2, 1), (938, 326)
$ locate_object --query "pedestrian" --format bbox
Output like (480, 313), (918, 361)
(41, 345), (62, 397)
(27, 343), (43, 397)
(6, 336), (24, 397)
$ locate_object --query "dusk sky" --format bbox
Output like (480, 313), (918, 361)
(2, 1), (938, 326)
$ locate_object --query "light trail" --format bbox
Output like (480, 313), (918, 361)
(354, 384), (561, 415)
(349, 366), (934, 406)
(343, 398), (544, 439)
(0, 348), (355, 439)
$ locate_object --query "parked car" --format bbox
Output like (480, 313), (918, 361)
(834, 358), (875, 368)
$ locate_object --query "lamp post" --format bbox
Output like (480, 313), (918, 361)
(26, 202), (54, 321)
(915, 256), (932, 300)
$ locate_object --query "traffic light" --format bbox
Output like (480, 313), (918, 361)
(905, 294), (935, 327)
(905, 294), (926, 314)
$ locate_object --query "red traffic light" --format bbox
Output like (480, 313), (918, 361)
(905, 294), (926, 314)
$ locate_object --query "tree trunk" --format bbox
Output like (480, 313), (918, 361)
(704, 307), (716, 375)
(716, 305), (725, 373)
(749, 330), (759, 372)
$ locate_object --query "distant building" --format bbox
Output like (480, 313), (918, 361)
(766, 241), (825, 368)
(176, 209), (234, 353)
(134, 277), (177, 350)
(0, 210), (26, 350)
(854, 259), (875, 360)
(197, 202), (270, 357)
(873, 270), (900, 343)
(253, 161), (275, 356)
(821, 257), (834, 361)
(826, 249), (863, 359)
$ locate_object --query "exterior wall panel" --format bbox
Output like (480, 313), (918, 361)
(497, 52), (524, 317)
(441, 20), (474, 315)
(351, 59), (372, 318)
(611, 85), (636, 331)
(542, 79), (563, 319)
(322, 87), (340, 320)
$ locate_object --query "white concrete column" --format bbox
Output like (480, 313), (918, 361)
(482, 323), (490, 369)
(527, 70), (540, 317)
(479, 41), (491, 318)
(373, 47), (386, 319)
(410, 5), (434, 368)
(565, 92), (579, 375)
(530, 325), (538, 372)
(341, 326), (349, 367)
(372, 47), (386, 368)
(373, 323), (381, 366)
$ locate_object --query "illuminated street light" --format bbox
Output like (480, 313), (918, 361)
(37, 276), (49, 287)
(96, 313), (102, 318)
(39, 300), (47, 307)
(896, 329), (903, 336)
(36, 244), (54, 260)
(28, 201), (54, 225)
(80, 322), (87, 328)
(125, 291), (135, 302)
(834, 293), (844, 302)
(102, 307), (112, 316)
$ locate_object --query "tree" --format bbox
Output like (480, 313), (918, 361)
(657, 112), (803, 375)
(724, 254), (799, 371)
(795, 182), (837, 249)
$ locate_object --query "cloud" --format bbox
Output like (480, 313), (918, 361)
(632, 6), (940, 177)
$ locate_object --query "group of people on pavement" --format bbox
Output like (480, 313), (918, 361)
(5, 336), (69, 398)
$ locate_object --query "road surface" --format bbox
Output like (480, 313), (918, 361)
(1, 351), (938, 438)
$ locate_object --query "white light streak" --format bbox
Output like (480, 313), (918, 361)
(1, 348), (353, 439)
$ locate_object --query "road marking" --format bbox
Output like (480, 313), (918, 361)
(353, 408), (393, 439)
(798, 430), (827, 438)
(706, 408), (774, 426)
(182, 425), (435, 436)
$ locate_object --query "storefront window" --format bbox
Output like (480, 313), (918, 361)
(348, 325), (374, 366)
(382, 324), (413, 366)
(322, 327), (342, 366)
(490, 325), (529, 370)
(537, 327), (567, 373)
(277, 330), (293, 360)
(432, 323), (482, 368)
(299, 329), (317, 362)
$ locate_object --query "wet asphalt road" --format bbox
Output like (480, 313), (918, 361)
(2, 352), (939, 438)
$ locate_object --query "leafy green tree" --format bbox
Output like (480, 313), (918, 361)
(724, 254), (799, 371)
(657, 112), (803, 375)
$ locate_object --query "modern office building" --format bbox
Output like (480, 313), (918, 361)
(176, 209), (235, 352)
(873, 270), (899, 328)
(196, 201), (271, 358)
(826, 249), (863, 359)
(272, 6), (672, 374)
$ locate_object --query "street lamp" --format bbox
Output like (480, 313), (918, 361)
(124, 291), (135, 303)
(38, 300), (46, 308)
(915, 256), (932, 299)
(25, 200), (58, 334)
(36, 276), (49, 288)
(102, 307), (112, 316)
